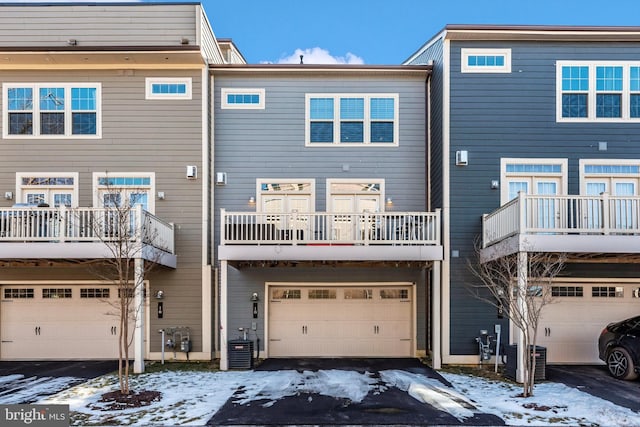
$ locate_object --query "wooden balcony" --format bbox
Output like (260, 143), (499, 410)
(218, 209), (443, 262)
(0, 205), (176, 267)
(481, 192), (640, 260)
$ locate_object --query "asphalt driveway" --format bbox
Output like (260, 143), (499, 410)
(546, 364), (640, 412)
(0, 360), (117, 404)
(208, 358), (505, 426)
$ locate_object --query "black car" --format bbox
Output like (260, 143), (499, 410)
(598, 315), (640, 380)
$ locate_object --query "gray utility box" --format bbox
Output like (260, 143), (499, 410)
(505, 345), (546, 381)
(228, 339), (254, 369)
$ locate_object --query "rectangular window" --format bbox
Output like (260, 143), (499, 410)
(3, 288), (34, 299)
(380, 289), (409, 299)
(221, 88), (265, 109)
(271, 289), (301, 299)
(145, 78), (192, 100)
(461, 48), (511, 73)
(42, 288), (72, 299)
(551, 286), (584, 297)
(306, 94), (398, 146)
(94, 172), (154, 214)
(344, 289), (373, 299)
(557, 61), (640, 122)
(308, 289), (337, 299)
(3, 83), (100, 138)
(592, 286), (624, 298)
(80, 288), (110, 298)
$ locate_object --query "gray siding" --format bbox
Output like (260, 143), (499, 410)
(0, 4), (199, 47)
(0, 69), (206, 351)
(447, 41), (640, 355)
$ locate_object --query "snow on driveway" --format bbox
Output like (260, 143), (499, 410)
(0, 367), (632, 426)
(0, 374), (83, 404)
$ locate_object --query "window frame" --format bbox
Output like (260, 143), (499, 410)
(461, 48), (511, 73)
(93, 172), (155, 214)
(16, 172), (79, 208)
(3, 83), (101, 138)
(305, 93), (399, 147)
(556, 61), (640, 122)
(580, 159), (640, 195)
(221, 88), (265, 109)
(145, 78), (192, 100)
(500, 158), (568, 204)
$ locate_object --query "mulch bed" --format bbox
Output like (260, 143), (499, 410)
(96, 390), (162, 410)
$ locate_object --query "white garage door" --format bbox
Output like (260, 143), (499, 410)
(268, 284), (413, 357)
(538, 282), (640, 363)
(1, 285), (120, 360)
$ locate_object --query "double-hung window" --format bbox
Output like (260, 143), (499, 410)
(3, 83), (100, 138)
(306, 94), (398, 146)
(557, 62), (640, 122)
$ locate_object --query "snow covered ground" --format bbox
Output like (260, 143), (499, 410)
(3, 368), (634, 426)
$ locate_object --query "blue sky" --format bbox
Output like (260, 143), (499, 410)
(13, 0), (640, 64)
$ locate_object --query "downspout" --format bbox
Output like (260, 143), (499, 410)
(426, 64), (433, 212)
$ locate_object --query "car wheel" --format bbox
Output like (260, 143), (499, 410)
(607, 347), (639, 380)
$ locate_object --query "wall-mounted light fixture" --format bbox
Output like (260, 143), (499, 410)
(67, 39), (77, 46)
(251, 292), (259, 302)
(490, 180), (499, 190)
(4, 191), (13, 200)
(155, 290), (164, 299)
(186, 165), (197, 179)
(181, 37), (190, 45)
(157, 191), (166, 200)
(456, 150), (468, 166)
(386, 197), (393, 206)
(248, 196), (256, 205)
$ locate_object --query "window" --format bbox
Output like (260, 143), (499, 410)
(3, 288), (34, 299)
(306, 94), (398, 146)
(3, 83), (100, 137)
(461, 49), (511, 73)
(17, 172), (78, 207)
(94, 172), (155, 214)
(501, 158), (567, 204)
(557, 62), (640, 122)
(42, 288), (72, 299)
(145, 78), (192, 100)
(344, 289), (373, 299)
(308, 289), (337, 299)
(592, 286), (624, 298)
(80, 288), (110, 298)
(271, 289), (301, 300)
(221, 88), (265, 109)
(380, 289), (409, 299)
(551, 286), (583, 297)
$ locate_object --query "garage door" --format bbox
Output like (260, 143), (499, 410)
(538, 282), (640, 363)
(268, 285), (413, 357)
(1, 285), (120, 360)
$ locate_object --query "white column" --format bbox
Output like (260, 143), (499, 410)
(133, 257), (145, 373)
(515, 251), (527, 384)
(431, 261), (442, 369)
(219, 260), (229, 370)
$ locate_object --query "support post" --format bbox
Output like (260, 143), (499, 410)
(431, 261), (442, 369)
(133, 257), (145, 373)
(219, 260), (229, 370)
(515, 251), (528, 384)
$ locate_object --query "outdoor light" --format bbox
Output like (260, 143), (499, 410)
(248, 196), (256, 205)
(155, 290), (164, 299)
(386, 197), (393, 206)
(4, 191), (12, 200)
(251, 292), (259, 302)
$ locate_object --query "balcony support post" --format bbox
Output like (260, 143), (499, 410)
(219, 259), (229, 370)
(601, 192), (610, 235)
(431, 261), (442, 369)
(515, 251), (528, 384)
(133, 256), (145, 374)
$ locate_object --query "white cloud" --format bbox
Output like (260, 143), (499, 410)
(274, 47), (364, 65)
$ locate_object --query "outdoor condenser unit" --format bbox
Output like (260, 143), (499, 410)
(505, 345), (546, 381)
(228, 339), (254, 369)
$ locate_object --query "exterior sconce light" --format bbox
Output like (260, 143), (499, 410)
(491, 180), (499, 190)
(67, 39), (77, 46)
(157, 191), (166, 200)
(456, 150), (468, 166)
(4, 191), (13, 200)
(386, 197), (393, 206)
(155, 290), (164, 299)
(248, 196), (256, 205)
(251, 292), (259, 302)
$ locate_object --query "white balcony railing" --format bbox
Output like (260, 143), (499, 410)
(482, 192), (640, 248)
(221, 209), (441, 246)
(0, 205), (175, 254)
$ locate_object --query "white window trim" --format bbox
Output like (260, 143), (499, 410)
(305, 93), (399, 147)
(221, 88), (265, 109)
(556, 61), (640, 123)
(579, 158), (640, 194)
(500, 158), (568, 204)
(461, 48), (511, 73)
(325, 178), (386, 212)
(92, 172), (155, 214)
(3, 83), (101, 139)
(256, 178), (316, 212)
(15, 172), (80, 208)
(145, 78), (192, 100)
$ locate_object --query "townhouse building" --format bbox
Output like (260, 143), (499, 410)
(406, 25), (640, 368)
(0, 2), (243, 370)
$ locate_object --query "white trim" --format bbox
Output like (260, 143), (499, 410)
(305, 93), (399, 147)
(202, 68), (212, 357)
(92, 172), (156, 214)
(220, 88), (265, 109)
(441, 38), (451, 364)
(460, 48), (511, 73)
(556, 61), (640, 122)
(145, 78), (192, 100)
(580, 158), (640, 195)
(3, 82), (101, 139)
(15, 172), (79, 208)
(500, 158), (568, 204)
(325, 178), (385, 212)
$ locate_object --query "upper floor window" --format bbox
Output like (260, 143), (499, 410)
(145, 78), (192, 100)
(461, 49), (511, 73)
(3, 83), (100, 138)
(557, 62), (640, 122)
(221, 88), (265, 109)
(305, 94), (398, 146)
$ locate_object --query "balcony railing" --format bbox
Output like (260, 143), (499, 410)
(483, 192), (640, 248)
(220, 209), (441, 246)
(0, 205), (175, 254)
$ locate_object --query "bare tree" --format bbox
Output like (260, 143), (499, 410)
(81, 177), (163, 395)
(468, 241), (566, 397)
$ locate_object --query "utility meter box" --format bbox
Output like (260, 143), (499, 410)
(180, 338), (191, 353)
